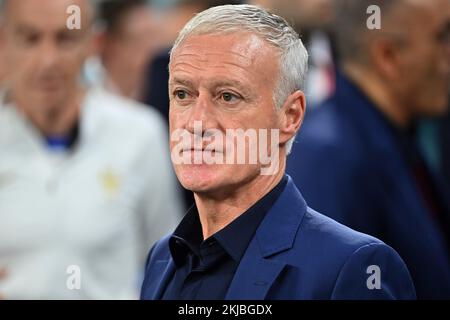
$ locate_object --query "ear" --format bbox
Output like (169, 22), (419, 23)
(370, 37), (402, 80)
(278, 90), (306, 147)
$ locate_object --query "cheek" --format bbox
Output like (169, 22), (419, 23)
(417, 59), (448, 96)
(5, 47), (27, 70)
(5, 53), (34, 85)
(406, 46), (444, 80)
(396, 56), (423, 92)
(62, 52), (87, 74)
(169, 108), (185, 130)
(169, 112), (189, 150)
(243, 108), (278, 131)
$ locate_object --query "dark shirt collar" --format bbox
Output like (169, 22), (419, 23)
(169, 175), (288, 267)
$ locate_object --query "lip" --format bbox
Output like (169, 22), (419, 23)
(36, 81), (62, 91)
(181, 148), (223, 153)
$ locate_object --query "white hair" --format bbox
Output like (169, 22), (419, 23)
(170, 4), (308, 154)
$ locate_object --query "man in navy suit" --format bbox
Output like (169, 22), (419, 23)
(287, 0), (450, 299)
(141, 4), (416, 300)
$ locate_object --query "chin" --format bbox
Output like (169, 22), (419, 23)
(175, 164), (226, 193)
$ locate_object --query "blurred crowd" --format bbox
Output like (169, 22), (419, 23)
(0, 0), (449, 299)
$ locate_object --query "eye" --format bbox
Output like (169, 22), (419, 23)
(221, 92), (239, 102)
(175, 90), (188, 100)
(57, 32), (79, 46)
(21, 33), (40, 46)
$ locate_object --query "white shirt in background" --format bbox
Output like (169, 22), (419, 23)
(0, 87), (183, 299)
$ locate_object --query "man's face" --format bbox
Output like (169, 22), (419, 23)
(1, 0), (92, 109)
(395, 0), (450, 117)
(169, 33), (283, 195)
(104, 7), (157, 81)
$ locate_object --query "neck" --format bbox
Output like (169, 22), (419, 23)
(13, 87), (85, 137)
(194, 157), (286, 240)
(343, 63), (412, 128)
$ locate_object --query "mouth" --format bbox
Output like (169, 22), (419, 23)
(179, 147), (225, 159)
(36, 80), (63, 92)
(181, 148), (223, 154)
(35, 74), (64, 90)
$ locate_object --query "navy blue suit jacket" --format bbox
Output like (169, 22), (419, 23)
(141, 177), (415, 300)
(287, 73), (450, 299)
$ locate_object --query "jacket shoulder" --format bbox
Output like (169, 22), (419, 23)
(297, 207), (383, 257)
(275, 208), (415, 299)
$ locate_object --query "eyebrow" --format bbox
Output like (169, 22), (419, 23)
(170, 77), (251, 95)
(169, 77), (196, 88)
(13, 22), (85, 36)
(209, 80), (250, 93)
(13, 24), (38, 35)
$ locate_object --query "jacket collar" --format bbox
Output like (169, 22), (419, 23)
(225, 176), (307, 299)
(151, 176), (307, 300)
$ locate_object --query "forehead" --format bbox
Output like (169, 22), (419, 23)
(5, 0), (91, 31)
(422, 0), (450, 25)
(402, 0), (450, 33)
(170, 32), (279, 84)
(122, 7), (153, 30)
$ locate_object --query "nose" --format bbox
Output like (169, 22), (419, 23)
(36, 39), (60, 70)
(185, 92), (218, 134)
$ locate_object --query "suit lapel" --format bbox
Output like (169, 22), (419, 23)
(151, 259), (176, 299)
(226, 177), (306, 300)
(225, 240), (287, 300)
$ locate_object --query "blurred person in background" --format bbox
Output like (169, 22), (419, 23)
(251, 0), (337, 106)
(91, 0), (164, 100)
(0, 0), (182, 299)
(287, 0), (450, 299)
